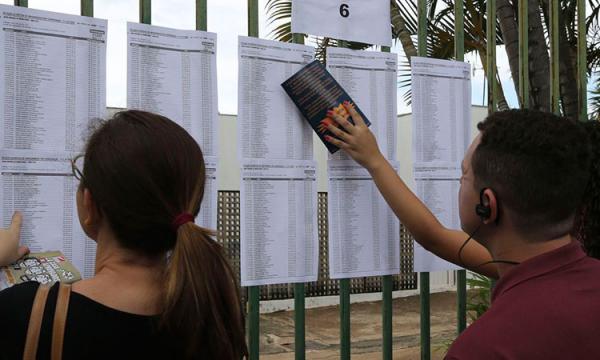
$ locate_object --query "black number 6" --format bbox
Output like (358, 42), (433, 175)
(339, 3), (350, 17)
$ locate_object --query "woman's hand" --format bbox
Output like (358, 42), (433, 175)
(0, 212), (29, 267)
(324, 102), (387, 172)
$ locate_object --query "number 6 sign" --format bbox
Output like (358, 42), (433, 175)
(291, 0), (391, 46)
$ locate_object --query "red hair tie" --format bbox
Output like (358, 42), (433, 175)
(172, 213), (194, 231)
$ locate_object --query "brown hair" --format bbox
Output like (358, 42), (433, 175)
(82, 110), (247, 359)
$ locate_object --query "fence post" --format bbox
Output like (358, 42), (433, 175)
(290, 29), (307, 359)
(550, 0), (560, 114)
(518, 0), (529, 109)
(381, 42), (393, 358)
(196, 0), (207, 31)
(577, 0), (587, 120)
(454, 0), (467, 336)
(81, 0), (93, 17)
(246, 4), (261, 360)
(139, 0), (151, 24)
(336, 38), (351, 360)
(417, 1), (431, 358)
(486, 0), (497, 113)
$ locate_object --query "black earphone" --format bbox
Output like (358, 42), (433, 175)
(475, 188), (492, 220)
(458, 187), (521, 268)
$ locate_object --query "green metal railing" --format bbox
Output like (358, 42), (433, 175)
(10, 0), (591, 359)
(337, 39), (352, 360)
(417, 2), (431, 359)
(247, 2), (261, 359)
(455, 0), (468, 338)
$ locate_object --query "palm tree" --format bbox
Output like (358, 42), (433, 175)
(266, 0), (600, 120)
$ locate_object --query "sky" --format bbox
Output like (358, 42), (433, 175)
(0, 0), (524, 114)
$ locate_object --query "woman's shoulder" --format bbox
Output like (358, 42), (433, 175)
(0, 281), (51, 359)
(0, 281), (46, 313)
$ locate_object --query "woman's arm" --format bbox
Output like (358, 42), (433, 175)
(0, 212), (29, 267)
(325, 103), (498, 278)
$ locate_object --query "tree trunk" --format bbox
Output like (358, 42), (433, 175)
(558, 17), (580, 119)
(391, 3), (418, 60)
(527, 0), (551, 112)
(497, 0), (550, 111)
(496, 0), (520, 96)
(540, 0), (579, 119)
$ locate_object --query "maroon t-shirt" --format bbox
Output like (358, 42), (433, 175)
(446, 241), (600, 359)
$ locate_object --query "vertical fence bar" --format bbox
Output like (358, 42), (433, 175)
(419, 274), (430, 360)
(550, 0), (560, 114)
(382, 275), (392, 360)
(518, 0), (529, 108)
(196, 0), (207, 31)
(417, 2), (430, 359)
(248, 0), (259, 39)
(81, 0), (93, 17)
(13, 0), (27, 7)
(577, 0), (587, 120)
(486, 0), (497, 113)
(455, 0), (464, 60)
(339, 277), (351, 359)
(294, 283), (306, 360)
(290, 30), (306, 360)
(246, 3), (260, 359)
(336, 39), (351, 360)
(454, 0), (467, 336)
(139, 0), (151, 24)
(382, 44), (393, 359)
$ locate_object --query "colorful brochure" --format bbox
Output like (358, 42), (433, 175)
(282, 60), (370, 154)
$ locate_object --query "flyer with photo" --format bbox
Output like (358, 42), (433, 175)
(0, 251), (81, 290)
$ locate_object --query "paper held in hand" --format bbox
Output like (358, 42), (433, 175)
(291, 0), (392, 46)
(281, 60), (371, 154)
(0, 252), (81, 290)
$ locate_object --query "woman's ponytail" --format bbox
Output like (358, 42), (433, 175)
(576, 120), (600, 258)
(163, 223), (247, 359)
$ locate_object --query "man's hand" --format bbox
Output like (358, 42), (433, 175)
(0, 212), (29, 267)
(325, 101), (387, 172)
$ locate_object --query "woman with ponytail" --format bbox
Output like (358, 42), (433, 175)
(0, 110), (247, 359)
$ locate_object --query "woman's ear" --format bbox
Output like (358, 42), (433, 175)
(81, 188), (101, 238)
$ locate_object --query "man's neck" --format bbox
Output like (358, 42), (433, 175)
(488, 232), (572, 277)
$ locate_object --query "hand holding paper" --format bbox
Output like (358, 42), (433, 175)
(325, 102), (386, 172)
(0, 212), (29, 267)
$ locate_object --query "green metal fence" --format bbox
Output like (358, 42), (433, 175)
(12, 0), (590, 358)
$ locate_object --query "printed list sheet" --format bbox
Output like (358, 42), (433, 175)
(127, 22), (218, 229)
(411, 56), (471, 272)
(0, 5), (107, 277)
(326, 47), (400, 278)
(238, 37), (318, 285)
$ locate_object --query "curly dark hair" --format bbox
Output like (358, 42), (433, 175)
(473, 109), (591, 240)
(574, 120), (600, 258)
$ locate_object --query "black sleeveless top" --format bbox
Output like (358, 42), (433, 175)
(0, 282), (182, 359)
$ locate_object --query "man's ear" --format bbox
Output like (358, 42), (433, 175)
(481, 188), (499, 224)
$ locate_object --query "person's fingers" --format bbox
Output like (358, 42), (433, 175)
(17, 245), (29, 258)
(328, 112), (356, 134)
(343, 101), (366, 128)
(326, 123), (349, 141)
(325, 135), (350, 149)
(10, 211), (22, 236)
